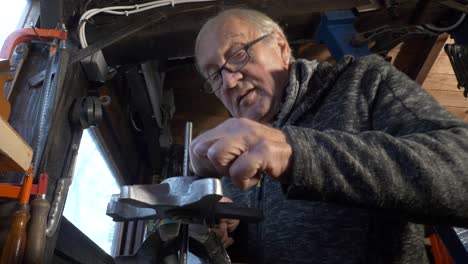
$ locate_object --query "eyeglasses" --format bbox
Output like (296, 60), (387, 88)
(201, 33), (272, 94)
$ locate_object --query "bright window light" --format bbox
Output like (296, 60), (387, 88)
(0, 0), (27, 46)
(63, 129), (121, 256)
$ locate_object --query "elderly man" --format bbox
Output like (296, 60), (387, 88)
(190, 8), (468, 264)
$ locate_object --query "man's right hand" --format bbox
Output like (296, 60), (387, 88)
(212, 197), (240, 248)
(189, 118), (292, 190)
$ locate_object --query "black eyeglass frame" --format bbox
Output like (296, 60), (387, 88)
(201, 33), (272, 94)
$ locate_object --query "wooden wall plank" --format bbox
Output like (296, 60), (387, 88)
(420, 37), (467, 123)
(0, 117), (33, 172)
(423, 73), (460, 92)
(426, 90), (468, 108)
(428, 54), (454, 75)
(393, 33), (448, 85)
(444, 106), (468, 122)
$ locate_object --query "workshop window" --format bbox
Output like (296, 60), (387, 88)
(0, 0), (28, 46)
(63, 129), (121, 256)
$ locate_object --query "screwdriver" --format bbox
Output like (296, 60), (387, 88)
(0, 167), (33, 264)
(180, 121), (192, 264)
(24, 173), (50, 264)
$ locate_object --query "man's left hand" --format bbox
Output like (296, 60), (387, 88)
(190, 118), (293, 189)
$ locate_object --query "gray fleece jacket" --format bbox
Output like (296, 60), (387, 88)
(222, 55), (468, 264)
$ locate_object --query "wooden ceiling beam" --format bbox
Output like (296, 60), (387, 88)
(83, 0), (370, 65)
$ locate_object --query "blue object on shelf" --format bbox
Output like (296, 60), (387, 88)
(315, 10), (370, 60)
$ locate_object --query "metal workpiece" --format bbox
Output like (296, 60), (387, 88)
(106, 194), (157, 221)
(107, 176), (224, 222)
(46, 178), (71, 237)
(46, 144), (79, 237)
(108, 177), (264, 223)
(119, 176), (223, 212)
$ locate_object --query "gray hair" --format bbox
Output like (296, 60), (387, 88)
(194, 8), (290, 75)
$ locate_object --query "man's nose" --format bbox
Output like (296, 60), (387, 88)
(221, 69), (242, 89)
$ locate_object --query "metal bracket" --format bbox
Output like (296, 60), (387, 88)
(0, 28), (67, 60)
(107, 176), (264, 224)
(69, 96), (103, 129)
(108, 176), (223, 222)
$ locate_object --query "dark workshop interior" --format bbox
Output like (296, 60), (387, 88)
(0, 0), (468, 263)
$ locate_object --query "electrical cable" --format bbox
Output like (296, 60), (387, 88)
(424, 12), (466, 32)
(78, 0), (216, 48)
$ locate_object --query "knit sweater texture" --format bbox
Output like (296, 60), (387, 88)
(222, 55), (468, 264)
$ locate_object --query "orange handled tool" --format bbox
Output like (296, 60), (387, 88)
(0, 167), (33, 264)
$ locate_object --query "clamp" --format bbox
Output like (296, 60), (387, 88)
(107, 176), (263, 224)
(0, 28), (67, 60)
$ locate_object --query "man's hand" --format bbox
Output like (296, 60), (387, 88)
(190, 118), (292, 189)
(212, 197), (240, 248)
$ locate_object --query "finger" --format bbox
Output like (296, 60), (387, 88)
(223, 237), (234, 248)
(229, 151), (263, 189)
(190, 136), (218, 158)
(213, 222), (228, 238)
(190, 136), (220, 176)
(189, 151), (218, 177)
(213, 227), (222, 239)
(218, 217), (240, 233)
(212, 226), (222, 239)
(207, 137), (246, 175)
(226, 219), (240, 232)
(219, 197), (233, 203)
(190, 118), (241, 149)
(218, 222), (231, 247)
(218, 226), (231, 247)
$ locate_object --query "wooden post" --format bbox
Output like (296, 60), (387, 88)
(393, 33), (449, 85)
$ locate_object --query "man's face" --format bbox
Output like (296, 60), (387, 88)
(196, 17), (290, 123)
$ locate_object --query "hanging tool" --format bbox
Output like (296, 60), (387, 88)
(0, 27), (66, 173)
(32, 38), (59, 178)
(0, 178), (47, 200)
(24, 173), (50, 264)
(0, 25), (67, 263)
(0, 26), (65, 130)
(46, 144), (78, 237)
(180, 122), (192, 264)
(0, 28), (67, 60)
(0, 167), (33, 264)
(31, 31), (71, 240)
(444, 43), (468, 97)
(46, 84), (102, 238)
(29, 34), (64, 242)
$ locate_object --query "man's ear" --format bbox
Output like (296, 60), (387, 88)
(273, 31), (291, 67)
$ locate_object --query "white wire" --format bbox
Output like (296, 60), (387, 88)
(79, 1), (171, 47)
(78, 0), (216, 48)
